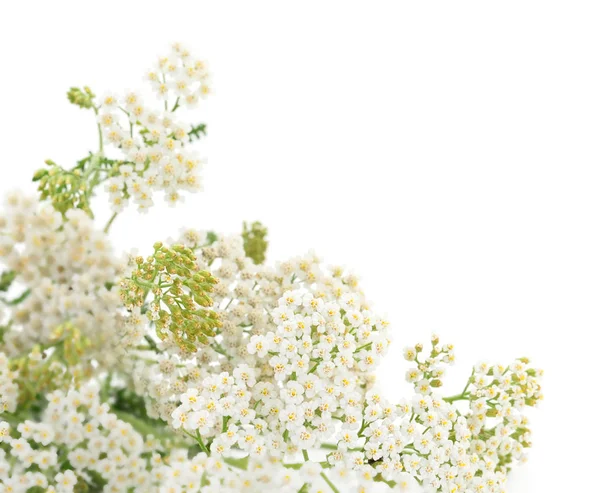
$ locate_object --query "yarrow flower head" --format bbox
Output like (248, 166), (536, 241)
(33, 43), (210, 218)
(0, 192), (123, 365)
(0, 43), (543, 493)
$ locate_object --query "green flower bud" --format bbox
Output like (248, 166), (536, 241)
(242, 221), (269, 265)
(67, 86), (96, 109)
(32, 168), (49, 182)
(120, 244), (220, 353)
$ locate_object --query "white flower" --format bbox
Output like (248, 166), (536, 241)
(186, 410), (213, 434)
(55, 470), (77, 492)
(247, 334), (269, 358)
(0, 421), (10, 443)
(171, 407), (189, 430)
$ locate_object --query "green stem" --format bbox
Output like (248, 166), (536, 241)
(144, 335), (159, 352)
(358, 419), (368, 436)
(212, 343), (232, 359)
(183, 430), (211, 455)
(374, 474), (397, 488)
(320, 472), (340, 493)
(92, 106), (104, 153)
(134, 278), (156, 290)
(444, 392), (471, 403)
(103, 212), (118, 233)
(196, 432), (210, 455)
(101, 372), (113, 402)
(0, 289), (31, 306)
(320, 443), (338, 450)
(161, 73), (168, 111)
(443, 370), (474, 403)
(460, 369), (474, 395)
(355, 342), (372, 352)
(285, 461), (330, 470)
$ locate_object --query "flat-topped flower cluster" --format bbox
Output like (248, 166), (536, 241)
(0, 44), (543, 493)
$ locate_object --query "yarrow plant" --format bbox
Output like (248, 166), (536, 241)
(0, 44), (543, 493)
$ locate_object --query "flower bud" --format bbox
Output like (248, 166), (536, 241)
(32, 169), (48, 182)
(67, 86), (95, 109)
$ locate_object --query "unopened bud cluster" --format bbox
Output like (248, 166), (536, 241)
(242, 221), (269, 265)
(33, 158), (98, 216)
(11, 324), (92, 407)
(66, 86), (95, 109)
(403, 334), (455, 392)
(120, 242), (221, 352)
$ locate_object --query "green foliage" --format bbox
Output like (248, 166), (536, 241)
(188, 123), (207, 142)
(0, 321), (10, 344)
(34, 155), (120, 217)
(34, 158), (94, 216)
(0, 270), (31, 306)
(33, 85), (120, 218)
(0, 270), (16, 292)
(206, 231), (218, 246)
(79, 470), (108, 492)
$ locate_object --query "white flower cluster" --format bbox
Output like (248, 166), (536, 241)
(118, 228), (542, 492)
(0, 192), (125, 363)
(123, 233), (258, 420)
(99, 44), (210, 212)
(0, 353), (18, 414)
(171, 286), (390, 438)
(0, 45), (544, 493)
(0, 382), (136, 491)
(165, 285), (392, 490)
(0, 377), (329, 493)
(127, 231), (372, 421)
(388, 340), (543, 493)
(165, 327), (542, 492)
(0, 381), (187, 492)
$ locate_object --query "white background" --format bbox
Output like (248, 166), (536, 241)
(1, 1), (599, 491)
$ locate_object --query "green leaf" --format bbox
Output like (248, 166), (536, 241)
(206, 231), (218, 245)
(0, 288), (31, 305)
(0, 270), (16, 292)
(188, 123), (207, 142)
